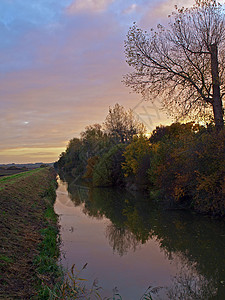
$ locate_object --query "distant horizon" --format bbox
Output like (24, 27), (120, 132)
(0, 162), (54, 166)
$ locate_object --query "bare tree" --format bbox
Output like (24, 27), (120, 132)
(124, 0), (225, 130)
(104, 103), (145, 143)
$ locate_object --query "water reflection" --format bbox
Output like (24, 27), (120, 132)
(106, 224), (141, 256)
(58, 174), (225, 299)
(168, 269), (218, 300)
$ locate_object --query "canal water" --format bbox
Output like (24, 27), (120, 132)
(54, 176), (225, 299)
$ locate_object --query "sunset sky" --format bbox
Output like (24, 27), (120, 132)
(0, 0), (195, 164)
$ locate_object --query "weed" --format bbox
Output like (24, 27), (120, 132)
(0, 255), (13, 264)
(44, 264), (104, 299)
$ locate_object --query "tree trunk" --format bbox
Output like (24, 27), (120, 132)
(211, 44), (224, 131)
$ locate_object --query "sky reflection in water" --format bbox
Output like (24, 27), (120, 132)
(54, 177), (225, 299)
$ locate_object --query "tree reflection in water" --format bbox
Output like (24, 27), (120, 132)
(105, 224), (141, 256)
(59, 174), (225, 299)
(167, 268), (217, 300)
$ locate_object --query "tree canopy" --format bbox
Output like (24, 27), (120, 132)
(104, 103), (146, 143)
(124, 0), (225, 130)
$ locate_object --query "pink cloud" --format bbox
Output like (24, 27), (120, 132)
(140, 0), (195, 28)
(122, 4), (138, 15)
(66, 0), (115, 14)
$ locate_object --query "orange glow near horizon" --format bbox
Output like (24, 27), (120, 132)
(0, 147), (66, 164)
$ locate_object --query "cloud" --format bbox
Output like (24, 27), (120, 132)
(140, 0), (195, 28)
(122, 4), (138, 15)
(67, 0), (115, 14)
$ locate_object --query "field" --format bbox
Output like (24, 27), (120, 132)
(0, 167), (59, 299)
(0, 168), (30, 177)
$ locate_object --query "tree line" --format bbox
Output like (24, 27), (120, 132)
(55, 103), (225, 217)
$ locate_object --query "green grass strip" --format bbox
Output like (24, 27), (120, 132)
(0, 168), (43, 191)
(33, 180), (63, 300)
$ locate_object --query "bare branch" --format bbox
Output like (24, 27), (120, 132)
(124, 0), (225, 128)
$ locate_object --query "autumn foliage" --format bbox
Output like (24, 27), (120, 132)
(120, 122), (225, 217)
(56, 105), (225, 217)
(148, 124), (225, 216)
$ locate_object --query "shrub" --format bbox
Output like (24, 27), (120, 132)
(83, 156), (99, 180)
(122, 135), (151, 177)
(193, 129), (225, 216)
(148, 123), (225, 216)
(93, 144), (125, 187)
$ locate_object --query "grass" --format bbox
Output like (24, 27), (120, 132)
(0, 168), (42, 188)
(32, 181), (61, 299)
(0, 168), (30, 178)
(0, 255), (14, 268)
(0, 167), (59, 299)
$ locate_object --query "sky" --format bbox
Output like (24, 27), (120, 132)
(0, 0), (195, 164)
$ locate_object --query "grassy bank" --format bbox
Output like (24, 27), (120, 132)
(0, 167), (61, 299)
(0, 168), (29, 178)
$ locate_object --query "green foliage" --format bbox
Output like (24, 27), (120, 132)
(0, 255), (13, 264)
(122, 135), (151, 177)
(193, 129), (225, 215)
(33, 182), (62, 299)
(80, 123), (105, 142)
(122, 135), (151, 189)
(149, 122), (202, 144)
(148, 123), (225, 216)
(59, 138), (84, 175)
(93, 144), (126, 187)
(57, 125), (112, 179)
(147, 123), (197, 204)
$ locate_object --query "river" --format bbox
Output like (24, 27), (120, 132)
(54, 176), (225, 299)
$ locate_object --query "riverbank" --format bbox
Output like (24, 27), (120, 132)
(0, 167), (60, 299)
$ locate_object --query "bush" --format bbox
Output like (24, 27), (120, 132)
(83, 156), (99, 180)
(93, 144), (125, 187)
(193, 129), (225, 216)
(148, 123), (225, 216)
(122, 135), (152, 189)
(122, 135), (151, 176)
